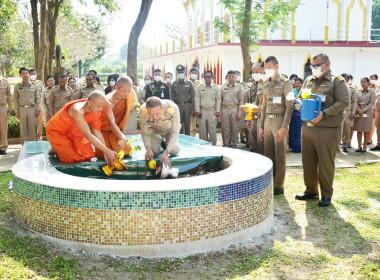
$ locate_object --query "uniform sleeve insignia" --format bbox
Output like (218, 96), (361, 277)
(142, 109), (148, 115)
(337, 76), (344, 82)
(167, 108), (175, 115)
(350, 85), (355, 89)
(281, 76), (287, 82)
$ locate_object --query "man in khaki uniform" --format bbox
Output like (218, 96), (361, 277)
(29, 69), (44, 140)
(13, 67), (41, 143)
(221, 70), (244, 148)
(236, 70), (248, 144)
(0, 72), (12, 155)
(171, 65), (195, 135)
(259, 56), (293, 195)
(165, 72), (173, 98)
(370, 91), (380, 151)
(295, 53), (349, 207)
(189, 67), (202, 137)
(194, 70), (221, 145)
(48, 74), (76, 117)
(137, 75), (152, 105)
(76, 73), (103, 99)
(139, 96), (180, 168)
(341, 73), (358, 153)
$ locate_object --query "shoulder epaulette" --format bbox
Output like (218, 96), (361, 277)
(350, 85), (355, 89)
(31, 81), (37, 85)
(281, 76), (287, 82)
(167, 108), (175, 115)
(336, 75), (344, 82)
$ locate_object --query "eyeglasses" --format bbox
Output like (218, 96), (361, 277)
(311, 61), (327, 68)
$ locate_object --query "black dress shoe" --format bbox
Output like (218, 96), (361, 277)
(370, 146), (380, 151)
(343, 147), (348, 153)
(361, 149), (367, 153)
(318, 197), (331, 207)
(355, 148), (362, 152)
(367, 141), (373, 145)
(0, 150), (6, 155)
(348, 145), (352, 148)
(274, 188), (284, 195)
(240, 138), (246, 144)
(295, 192), (319, 200)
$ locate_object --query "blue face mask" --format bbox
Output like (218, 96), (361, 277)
(178, 73), (185, 79)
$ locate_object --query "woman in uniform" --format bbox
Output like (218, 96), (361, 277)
(353, 77), (376, 153)
(41, 75), (55, 124)
(68, 77), (78, 95)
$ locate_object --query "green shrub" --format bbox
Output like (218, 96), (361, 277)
(7, 115), (20, 138)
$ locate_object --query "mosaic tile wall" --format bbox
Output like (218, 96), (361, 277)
(12, 169), (273, 245)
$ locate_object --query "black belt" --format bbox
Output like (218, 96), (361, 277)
(175, 100), (191, 105)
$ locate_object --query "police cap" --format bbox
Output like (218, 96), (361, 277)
(176, 64), (186, 73)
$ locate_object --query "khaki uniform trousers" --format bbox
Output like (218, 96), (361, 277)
(19, 106), (36, 143)
(301, 124), (342, 198)
(0, 105), (8, 151)
(36, 110), (43, 140)
(342, 112), (353, 147)
(199, 109), (217, 145)
(264, 116), (287, 188)
(149, 128), (180, 156)
(190, 115), (196, 137)
(221, 107), (239, 147)
(250, 115), (264, 155)
(178, 103), (191, 135)
(376, 110), (380, 146)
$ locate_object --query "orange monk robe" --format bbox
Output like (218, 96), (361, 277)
(46, 99), (101, 163)
(95, 90), (134, 158)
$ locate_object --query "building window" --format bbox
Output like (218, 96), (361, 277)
(205, 21), (210, 44)
(196, 26), (201, 46)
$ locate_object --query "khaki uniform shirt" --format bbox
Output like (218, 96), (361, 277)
(220, 82), (244, 115)
(137, 86), (146, 105)
(41, 87), (53, 112)
(195, 83), (221, 113)
(347, 85), (358, 115)
(300, 70), (350, 127)
(356, 88), (376, 113)
(260, 74), (293, 129)
(76, 84), (103, 99)
(247, 82), (258, 104)
(48, 85), (76, 115)
(375, 92), (380, 112)
(171, 80), (195, 110)
(190, 79), (202, 93)
(13, 81), (41, 113)
(139, 99), (180, 152)
(0, 77), (12, 107)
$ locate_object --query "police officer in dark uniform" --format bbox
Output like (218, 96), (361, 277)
(171, 65), (195, 135)
(145, 69), (170, 101)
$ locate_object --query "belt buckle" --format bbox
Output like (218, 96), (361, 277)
(25, 105), (31, 108)
(268, 114), (275, 118)
(307, 122), (315, 127)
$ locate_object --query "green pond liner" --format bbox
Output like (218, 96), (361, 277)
(25, 135), (223, 180)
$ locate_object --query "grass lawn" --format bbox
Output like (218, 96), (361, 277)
(0, 163), (379, 280)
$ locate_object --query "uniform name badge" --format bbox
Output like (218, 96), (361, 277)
(273, 96), (281, 104)
(161, 92), (164, 98)
(321, 95), (326, 102)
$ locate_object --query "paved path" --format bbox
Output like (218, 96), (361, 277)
(1, 132), (379, 173)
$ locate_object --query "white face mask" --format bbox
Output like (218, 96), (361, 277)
(370, 79), (377, 85)
(261, 73), (268, 82)
(144, 80), (151, 85)
(236, 75), (241, 81)
(252, 73), (261, 82)
(154, 75), (161, 82)
(312, 66), (323, 78)
(211, 79), (214, 84)
(265, 69), (275, 78)
(109, 81), (115, 87)
(247, 82), (253, 88)
(166, 78), (172, 84)
(190, 73), (198, 80)
(30, 74), (37, 80)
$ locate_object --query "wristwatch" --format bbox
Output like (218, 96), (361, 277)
(322, 110), (326, 118)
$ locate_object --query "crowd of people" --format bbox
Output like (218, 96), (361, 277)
(0, 52), (379, 207)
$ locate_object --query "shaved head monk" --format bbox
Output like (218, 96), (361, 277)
(95, 76), (134, 158)
(46, 90), (118, 166)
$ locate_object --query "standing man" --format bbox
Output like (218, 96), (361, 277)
(165, 72), (173, 98)
(189, 67), (202, 137)
(76, 73), (103, 99)
(171, 65), (195, 135)
(139, 96), (180, 168)
(194, 70), (221, 145)
(0, 70), (12, 155)
(138, 75), (152, 105)
(13, 67), (41, 143)
(48, 74), (76, 117)
(29, 69), (44, 140)
(145, 69), (170, 100)
(88, 70), (104, 89)
(295, 53), (349, 207)
(259, 56), (293, 195)
(220, 70), (244, 148)
(341, 73), (357, 153)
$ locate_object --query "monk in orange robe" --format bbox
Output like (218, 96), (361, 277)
(46, 90), (118, 165)
(95, 76), (135, 159)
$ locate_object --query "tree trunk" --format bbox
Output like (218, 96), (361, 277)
(240, 0), (253, 81)
(127, 0), (153, 86)
(30, 0), (39, 66)
(47, 0), (61, 76)
(37, 0), (48, 82)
